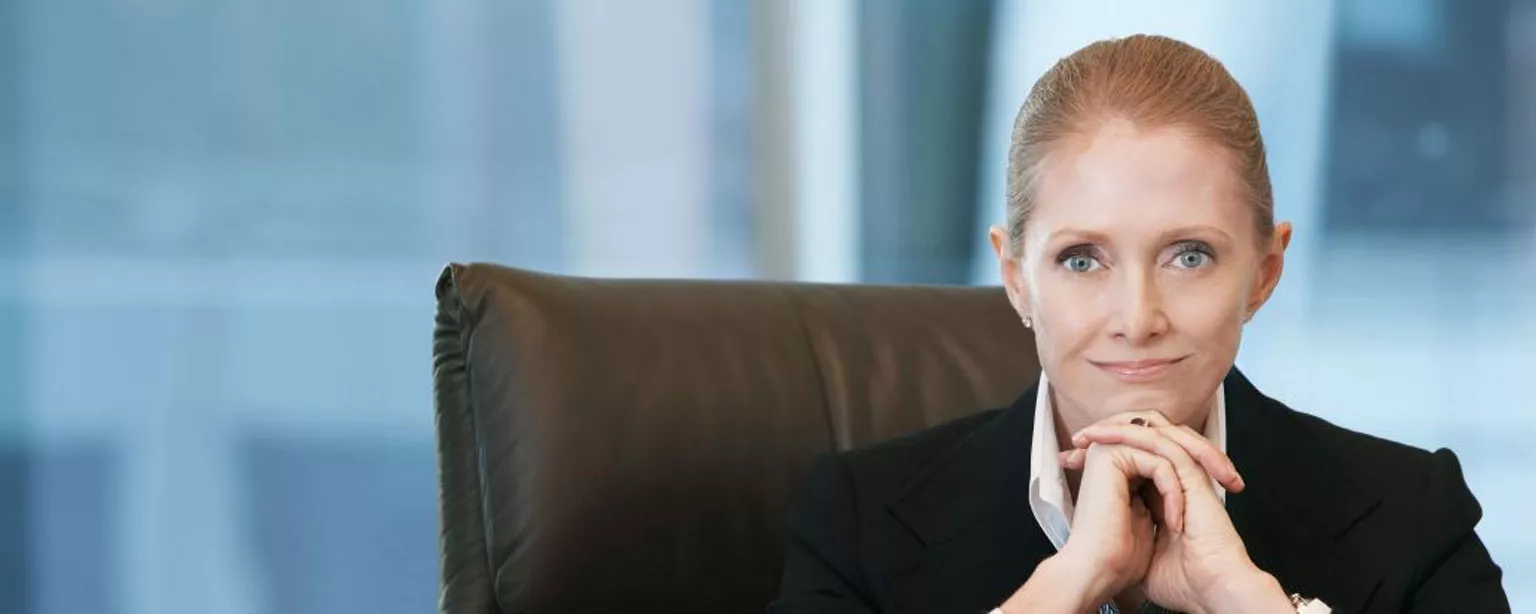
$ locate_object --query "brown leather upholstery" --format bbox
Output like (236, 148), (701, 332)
(432, 263), (1040, 613)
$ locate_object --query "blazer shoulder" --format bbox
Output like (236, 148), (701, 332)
(1276, 401), (1479, 520)
(1283, 405), (1440, 482)
(1273, 400), (1504, 608)
(835, 408), (1005, 499)
(1289, 407), (1431, 461)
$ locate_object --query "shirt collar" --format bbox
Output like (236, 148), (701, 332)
(1028, 372), (1227, 548)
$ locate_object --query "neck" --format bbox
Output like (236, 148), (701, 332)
(1047, 388), (1103, 452)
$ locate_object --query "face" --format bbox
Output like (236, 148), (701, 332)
(990, 119), (1291, 428)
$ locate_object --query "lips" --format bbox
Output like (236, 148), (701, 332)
(1090, 356), (1189, 382)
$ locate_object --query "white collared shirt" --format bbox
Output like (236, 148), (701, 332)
(1027, 373), (1228, 551)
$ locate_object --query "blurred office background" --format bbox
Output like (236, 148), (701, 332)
(2, 0), (1533, 612)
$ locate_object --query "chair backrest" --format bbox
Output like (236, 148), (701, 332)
(432, 264), (1039, 613)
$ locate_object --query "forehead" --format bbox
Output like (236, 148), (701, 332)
(1030, 120), (1249, 238)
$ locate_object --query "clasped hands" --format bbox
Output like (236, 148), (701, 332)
(1034, 411), (1293, 614)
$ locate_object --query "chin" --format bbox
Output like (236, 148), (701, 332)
(1098, 386), (1203, 425)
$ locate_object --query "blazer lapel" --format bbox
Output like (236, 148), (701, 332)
(882, 383), (1058, 613)
(1223, 368), (1385, 611)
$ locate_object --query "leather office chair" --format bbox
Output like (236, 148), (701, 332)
(433, 264), (1039, 613)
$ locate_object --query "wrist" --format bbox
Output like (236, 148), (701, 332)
(1002, 551), (1117, 614)
(1194, 565), (1292, 614)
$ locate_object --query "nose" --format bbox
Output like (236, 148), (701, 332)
(1109, 267), (1170, 345)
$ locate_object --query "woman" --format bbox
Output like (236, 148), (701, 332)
(770, 35), (1509, 613)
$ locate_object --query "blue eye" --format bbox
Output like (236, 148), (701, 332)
(1170, 242), (1214, 269)
(1059, 250), (1102, 273)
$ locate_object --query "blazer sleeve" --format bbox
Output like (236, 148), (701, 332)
(767, 453), (882, 614)
(1405, 448), (1510, 613)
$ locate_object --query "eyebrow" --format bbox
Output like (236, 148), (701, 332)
(1156, 225), (1235, 245)
(1044, 228), (1111, 245)
(1045, 225), (1236, 246)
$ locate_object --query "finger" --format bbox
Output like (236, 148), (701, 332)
(1130, 490), (1151, 520)
(1157, 424), (1245, 492)
(1061, 447), (1086, 469)
(1138, 479), (1167, 527)
(1127, 447), (1184, 533)
(1068, 446), (1179, 529)
(1078, 409), (1176, 431)
(1093, 443), (1185, 533)
(1074, 420), (1239, 491)
(1071, 414), (1244, 493)
(1065, 446), (1181, 531)
(1077, 424), (1225, 498)
(1138, 481), (1182, 538)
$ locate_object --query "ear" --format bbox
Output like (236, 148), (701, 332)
(988, 225), (1032, 318)
(1245, 221), (1293, 319)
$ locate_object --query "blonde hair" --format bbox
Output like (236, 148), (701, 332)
(1005, 34), (1274, 255)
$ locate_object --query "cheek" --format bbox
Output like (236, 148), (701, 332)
(1028, 278), (1102, 361)
(1165, 276), (1247, 352)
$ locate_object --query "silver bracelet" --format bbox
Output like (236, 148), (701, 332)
(1290, 593), (1332, 613)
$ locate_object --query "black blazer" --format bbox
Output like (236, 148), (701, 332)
(770, 369), (1509, 613)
